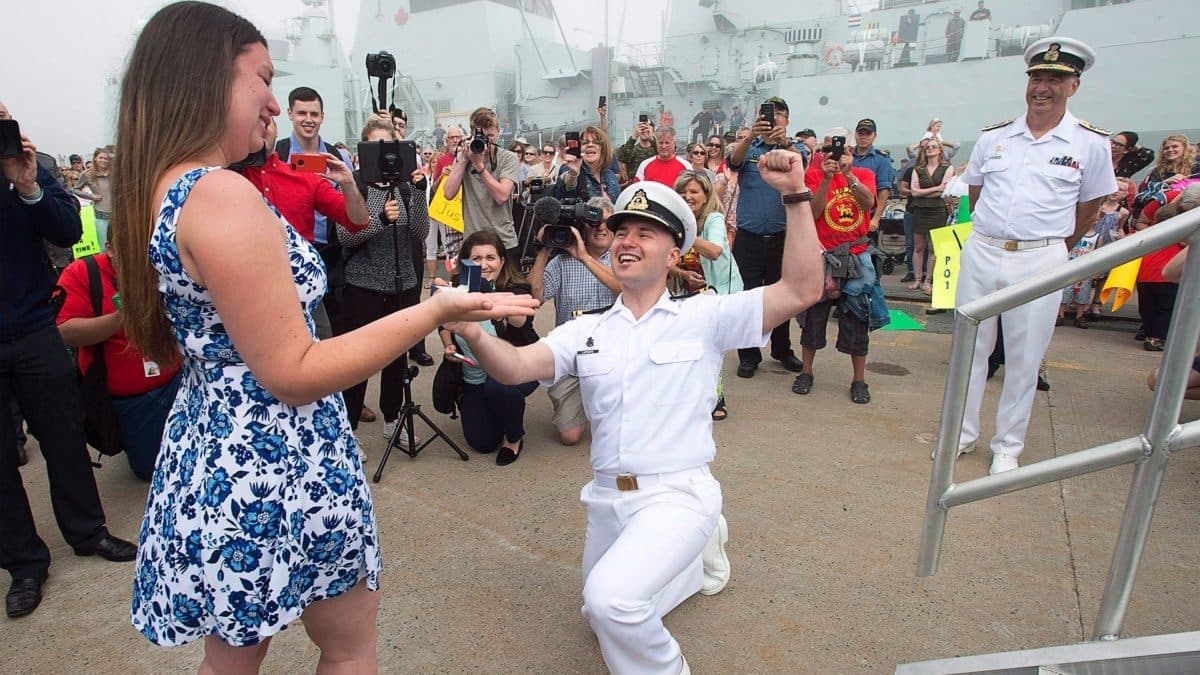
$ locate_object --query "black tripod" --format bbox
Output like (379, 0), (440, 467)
(515, 191), (541, 275)
(373, 181), (468, 482)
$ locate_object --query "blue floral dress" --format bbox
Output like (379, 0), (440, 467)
(131, 167), (381, 647)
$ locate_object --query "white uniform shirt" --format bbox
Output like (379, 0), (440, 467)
(540, 287), (769, 474)
(962, 110), (1116, 240)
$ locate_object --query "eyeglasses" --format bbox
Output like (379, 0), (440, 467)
(707, 143), (722, 148)
(541, 149), (554, 155)
(523, 151), (537, 157)
(581, 138), (602, 147)
(1110, 140), (1128, 148)
(690, 151), (706, 156)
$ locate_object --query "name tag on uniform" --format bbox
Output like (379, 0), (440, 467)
(144, 360), (161, 378)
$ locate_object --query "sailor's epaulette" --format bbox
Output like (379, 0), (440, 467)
(572, 305), (613, 317)
(878, 148), (891, 157)
(1078, 119), (1111, 136)
(981, 119), (1015, 132)
(569, 291), (701, 318)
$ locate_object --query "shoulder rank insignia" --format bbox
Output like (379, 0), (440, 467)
(981, 119), (1014, 132)
(1078, 119), (1111, 136)
(878, 148), (891, 157)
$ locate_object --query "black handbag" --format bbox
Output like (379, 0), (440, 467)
(79, 256), (124, 458)
(431, 354), (464, 417)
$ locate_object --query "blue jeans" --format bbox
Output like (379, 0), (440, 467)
(459, 378), (538, 453)
(112, 371), (182, 481)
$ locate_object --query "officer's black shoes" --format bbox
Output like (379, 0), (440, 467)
(773, 352), (804, 372)
(736, 361), (757, 378)
(5, 574), (47, 618)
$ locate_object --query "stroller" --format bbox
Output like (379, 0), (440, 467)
(869, 197), (908, 276)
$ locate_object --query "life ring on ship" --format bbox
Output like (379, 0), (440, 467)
(825, 45), (845, 68)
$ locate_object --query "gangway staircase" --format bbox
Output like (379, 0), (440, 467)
(902, 207), (1200, 674)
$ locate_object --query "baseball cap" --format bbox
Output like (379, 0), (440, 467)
(797, 128), (817, 138)
(764, 96), (789, 114)
(608, 181), (696, 253)
(856, 118), (877, 133)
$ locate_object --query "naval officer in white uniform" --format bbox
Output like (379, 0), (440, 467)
(443, 156), (823, 674)
(954, 37), (1117, 474)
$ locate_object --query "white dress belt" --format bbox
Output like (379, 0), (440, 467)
(593, 465), (711, 491)
(973, 232), (1064, 251)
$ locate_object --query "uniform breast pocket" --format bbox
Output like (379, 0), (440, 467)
(647, 339), (704, 405)
(576, 353), (617, 416)
(981, 157), (1008, 174)
(1041, 164), (1081, 192)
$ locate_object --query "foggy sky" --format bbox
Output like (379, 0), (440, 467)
(3, 0), (668, 158)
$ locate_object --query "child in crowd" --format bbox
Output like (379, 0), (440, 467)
(1059, 177), (1129, 327)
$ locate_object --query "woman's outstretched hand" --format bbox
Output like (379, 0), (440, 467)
(431, 289), (540, 335)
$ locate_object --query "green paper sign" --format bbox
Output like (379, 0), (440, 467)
(71, 204), (102, 258)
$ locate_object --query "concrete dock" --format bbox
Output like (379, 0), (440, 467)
(5, 298), (1197, 674)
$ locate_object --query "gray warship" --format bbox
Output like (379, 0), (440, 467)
(259, 0), (1198, 163)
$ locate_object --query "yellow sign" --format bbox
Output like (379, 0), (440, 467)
(929, 222), (973, 309)
(428, 185), (464, 233)
(1099, 257), (1142, 311)
(71, 204), (102, 258)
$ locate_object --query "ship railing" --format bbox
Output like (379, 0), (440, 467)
(919, 205), (1200, 641)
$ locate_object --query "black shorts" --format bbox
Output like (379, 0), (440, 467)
(797, 299), (869, 356)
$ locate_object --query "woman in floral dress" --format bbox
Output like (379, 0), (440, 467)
(109, 3), (538, 671)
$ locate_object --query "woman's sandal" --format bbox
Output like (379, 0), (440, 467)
(920, 281), (933, 295)
(711, 397), (728, 422)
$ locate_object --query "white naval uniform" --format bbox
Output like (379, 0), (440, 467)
(540, 287), (769, 675)
(957, 110), (1116, 458)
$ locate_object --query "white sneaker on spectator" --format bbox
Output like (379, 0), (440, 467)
(930, 442), (975, 460)
(382, 420), (416, 446)
(989, 453), (1019, 475)
(700, 514), (730, 596)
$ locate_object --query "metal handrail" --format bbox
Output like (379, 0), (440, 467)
(918, 206), (1200, 641)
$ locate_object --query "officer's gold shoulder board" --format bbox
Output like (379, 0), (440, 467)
(981, 119), (1014, 132)
(1078, 119), (1111, 136)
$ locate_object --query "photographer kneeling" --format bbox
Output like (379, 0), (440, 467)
(337, 115), (429, 450)
(530, 197), (620, 444)
(436, 231), (539, 465)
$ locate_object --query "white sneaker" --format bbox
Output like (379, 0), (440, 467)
(382, 420), (416, 446)
(931, 442), (975, 460)
(989, 453), (1019, 475)
(700, 514), (730, 596)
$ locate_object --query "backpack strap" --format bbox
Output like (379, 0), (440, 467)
(81, 254), (110, 376)
(83, 255), (104, 318)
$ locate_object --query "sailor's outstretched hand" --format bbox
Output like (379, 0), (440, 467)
(757, 149), (807, 194)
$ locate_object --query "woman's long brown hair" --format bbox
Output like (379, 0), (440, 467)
(110, 1), (266, 364)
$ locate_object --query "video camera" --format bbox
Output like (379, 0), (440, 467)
(366, 51), (396, 79)
(533, 196), (603, 250)
(358, 138), (418, 185)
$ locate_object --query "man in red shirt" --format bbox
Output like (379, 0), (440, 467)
(792, 144), (878, 404)
(56, 248), (182, 481)
(634, 126), (689, 186)
(239, 119), (369, 244)
(236, 119), (369, 345)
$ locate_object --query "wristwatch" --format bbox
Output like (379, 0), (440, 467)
(781, 190), (813, 205)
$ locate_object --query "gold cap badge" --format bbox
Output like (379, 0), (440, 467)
(1045, 43), (1061, 62)
(628, 189), (650, 211)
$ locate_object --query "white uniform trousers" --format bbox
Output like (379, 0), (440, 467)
(580, 468), (721, 675)
(956, 236), (1067, 458)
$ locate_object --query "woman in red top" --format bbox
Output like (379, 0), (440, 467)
(1134, 185), (1200, 350)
